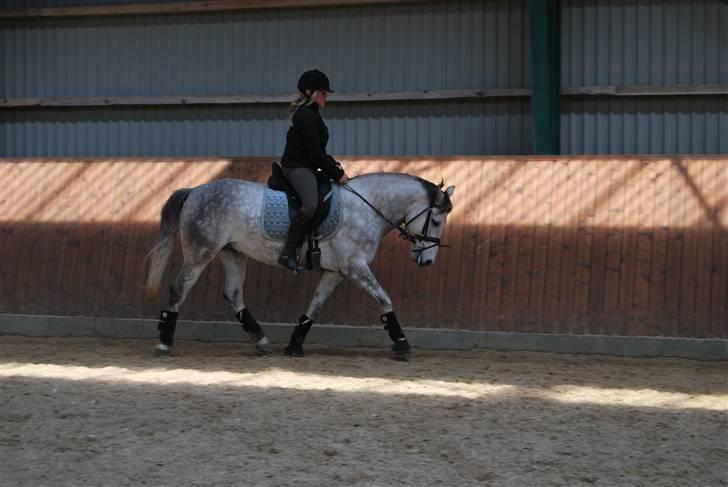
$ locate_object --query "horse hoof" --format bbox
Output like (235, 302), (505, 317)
(284, 344), (304, 357)
(391, 339), (411, 361)
(391, 339), (411, 353)
(392, 350), (410, 362)
(155, 344), (172, 356)
(255, 336), (273, 355)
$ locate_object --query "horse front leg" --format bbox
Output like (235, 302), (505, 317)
(285, 270), (344, 357)
(219, 249), (271, 354)
(344, 263), (411, 357)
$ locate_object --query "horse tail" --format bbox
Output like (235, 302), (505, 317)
(144, 188), (192, 303)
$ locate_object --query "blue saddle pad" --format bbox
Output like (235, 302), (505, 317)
(261, 185), (342, 241)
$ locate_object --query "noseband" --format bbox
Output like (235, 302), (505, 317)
(343, 184), (450, 254)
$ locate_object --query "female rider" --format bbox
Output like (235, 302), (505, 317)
(278, 69), (350, 273)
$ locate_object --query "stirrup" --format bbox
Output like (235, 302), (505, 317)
(278, 254), (305, 273)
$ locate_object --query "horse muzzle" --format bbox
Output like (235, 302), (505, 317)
(412, 250), (433, 267)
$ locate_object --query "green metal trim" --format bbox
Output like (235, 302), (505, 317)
(528, 0), (561, 155)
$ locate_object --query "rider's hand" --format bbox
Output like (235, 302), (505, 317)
(339, 174), (349, 185)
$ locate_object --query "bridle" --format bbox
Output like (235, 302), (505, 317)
(343, 183), (450, 254)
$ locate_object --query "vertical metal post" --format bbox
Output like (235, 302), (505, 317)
(528, 0), (561, 154)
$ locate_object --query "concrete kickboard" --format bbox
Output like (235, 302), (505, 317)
(0, 314), (725, 361)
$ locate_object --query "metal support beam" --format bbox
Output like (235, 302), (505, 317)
(0, 0), (428, 19)
(528, 0), (561, 155)
(3, 85), (725, 110)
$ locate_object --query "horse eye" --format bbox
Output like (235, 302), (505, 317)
(432, 220), (442, 227)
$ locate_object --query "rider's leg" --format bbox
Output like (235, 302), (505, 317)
(283, 167), (319, 220)
(278, 212), (310, 273)
(279, 167), (318, 273)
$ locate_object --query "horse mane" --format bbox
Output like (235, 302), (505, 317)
(351, 172), (452, 212)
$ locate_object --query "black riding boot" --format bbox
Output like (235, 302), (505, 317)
(278, 212), (310, 273)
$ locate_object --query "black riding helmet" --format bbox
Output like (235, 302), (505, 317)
(297, 69), (334, 94)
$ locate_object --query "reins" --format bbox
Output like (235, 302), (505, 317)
(342, 183), (449, 253)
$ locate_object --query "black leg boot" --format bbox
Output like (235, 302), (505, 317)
(284, 314), (313, 357)
(381, 311), (411, 356)
(156, 311), (178, 355)
(278, 212), (311, 273)
(237, 308), (265, 341)
(236, 308), (272, 354)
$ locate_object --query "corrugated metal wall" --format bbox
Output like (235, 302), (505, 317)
(0, 0), (530, 156)
(2, 157), (726, 338)
(1, 0), (726, 156)
(562, 0), (726, 86)
(0, 0), (180, 7)
(560, 0), (728, 153)
(1, 101), (532, 156)
(562, 96), (728, 155)
(1, 2), (528, 97)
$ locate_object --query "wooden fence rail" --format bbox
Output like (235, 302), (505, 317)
(1, 156), (725, 338)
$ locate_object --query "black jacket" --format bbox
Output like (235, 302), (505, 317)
(281, 104), (344, 182)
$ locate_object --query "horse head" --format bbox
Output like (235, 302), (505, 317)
(405, 182), (455, 267)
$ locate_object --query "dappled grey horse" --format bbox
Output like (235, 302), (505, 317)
(144, 172), (455, 357)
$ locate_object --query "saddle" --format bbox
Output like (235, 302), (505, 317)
(267, 162), (334, 229)
(267, 162), (335, 271)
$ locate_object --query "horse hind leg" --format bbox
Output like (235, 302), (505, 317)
(219, 249), (271, 354)
(155, 257), (211, 355)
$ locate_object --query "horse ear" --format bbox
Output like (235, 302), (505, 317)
(438, 179), (444, 189)
(445, 185), (455, 197)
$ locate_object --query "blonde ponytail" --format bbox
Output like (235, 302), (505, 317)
(288, 90), (319, 119)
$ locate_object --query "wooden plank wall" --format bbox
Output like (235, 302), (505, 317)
(0, 157), (726, 338)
